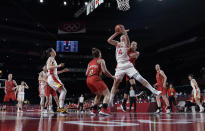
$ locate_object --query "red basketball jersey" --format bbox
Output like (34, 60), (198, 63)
(125, 50), (136, 81)
(5, 80), (15, 93)
(87, 58), (102, 77)
(156, 71), (164, 87)
(128, 50), (136, 66)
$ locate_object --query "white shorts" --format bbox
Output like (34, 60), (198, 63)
(39, 84), (45, 96)
(47, 74), (63, 91)
(17, 94), (24, 102)
(115, 62), (138, 81)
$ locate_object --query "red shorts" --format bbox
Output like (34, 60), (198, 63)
(45, 84), (57, 97)
(86, 76), (108, 94)
(157, 86), (167, 95)
(4, 92), (16, 102)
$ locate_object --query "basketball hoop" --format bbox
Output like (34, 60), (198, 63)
(116, 0), (130, 11)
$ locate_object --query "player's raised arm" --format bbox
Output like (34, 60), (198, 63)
(121, 28), (130, 48)
(99, 59), (115, 80)
(107, 32), (120, 46)
(24, 82), (29, 89)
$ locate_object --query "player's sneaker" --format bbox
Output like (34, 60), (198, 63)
(57, 108), (67, 113)
(200, 107), (204, 113)
(42, 109), (48, 114)
(154, 108), (162, 114)
(166, 109), (170, 114)
(90, 109), (98, 115)
(49, 110), (54, 114)
(99, 108), (112, 116)
(153, 90), (161, 96)
(120, 104), (126, 112)
(17, 109), (21, 113)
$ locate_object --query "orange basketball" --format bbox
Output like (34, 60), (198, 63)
(115, 24), (124, 33)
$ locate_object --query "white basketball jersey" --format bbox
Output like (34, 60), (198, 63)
(115, 42), (129, 63)
(190, 79), (199, 90)
(47, 57), (58, 75)
(18, 85), (25, 95)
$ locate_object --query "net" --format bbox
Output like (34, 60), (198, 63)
(116, 0), (130, 11)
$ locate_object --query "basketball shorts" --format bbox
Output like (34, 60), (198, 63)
(86, 76), (108, 94)
(17, 94), (24, 102)
(115, 62), (138, 81)
(45, 84), (57, 97)
(4, 92), (16, 102)
(47, 74), (63, 91)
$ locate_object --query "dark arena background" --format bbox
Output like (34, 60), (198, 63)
(0, 0), (205, 131)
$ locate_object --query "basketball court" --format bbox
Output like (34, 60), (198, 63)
(0, 112), (205, 131)
(0, 0), (205, 131)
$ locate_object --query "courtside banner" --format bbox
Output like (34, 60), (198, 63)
(86, 0), (104, 15)
(58, 21), (86, 34)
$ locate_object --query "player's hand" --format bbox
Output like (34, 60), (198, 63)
(112, 76), (116, 80)
(63, 68), (69, 72)
(59, 63), (65, 67)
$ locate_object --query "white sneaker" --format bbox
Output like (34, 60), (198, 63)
(42, 109), (48, 114)
(17, 110), (21, 113)
(153, 90), (161, 96)
(200, 107), (204, 113)
(49, 110), (54, 114)
(155, 109), (162, 114)
(166, 109), (170, 114)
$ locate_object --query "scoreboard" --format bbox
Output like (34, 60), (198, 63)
(56, 41), (78, 53)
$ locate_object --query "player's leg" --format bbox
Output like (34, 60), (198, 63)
(48, 95), (54, 113)
(100, 87), (111, 115)
(133, 97), (136, 112)
(40, 96), (45, 112)
(90, 93), (101, 115)
(121, 81), (130, 112)
(131, 73), (161, 95)
(162, 95), (170, 113)
(57, 86), (67, 112)
(109, 69), (124, 107)
(155, 95), (162, 113)
(129, 97), (133, 112)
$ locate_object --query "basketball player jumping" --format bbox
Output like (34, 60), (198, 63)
(121, 41), (143, 112)
(107, 25), (161, 107)
(86, 48), (115, 115)
(188, 74), (204, 112)
(154, 64), (170, 113)
(46, 48), (68, 113)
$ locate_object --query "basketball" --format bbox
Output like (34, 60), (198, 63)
(115, 24), (124, 33)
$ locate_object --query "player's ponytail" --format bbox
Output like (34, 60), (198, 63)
(92, 48), (100, 58)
